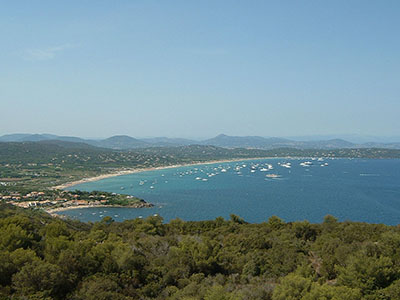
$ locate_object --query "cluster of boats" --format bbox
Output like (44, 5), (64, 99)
(124, 158), (332, 190)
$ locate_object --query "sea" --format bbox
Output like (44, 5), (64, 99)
(60, 158), (400, 225)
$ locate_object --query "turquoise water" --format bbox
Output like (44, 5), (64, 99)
(61, 158), (400, 225)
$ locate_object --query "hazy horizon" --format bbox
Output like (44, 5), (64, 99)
(2, 132), (400, 144)
(1, 1), (399, 138)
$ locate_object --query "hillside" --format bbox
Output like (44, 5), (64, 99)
(0, 204), (400, 299)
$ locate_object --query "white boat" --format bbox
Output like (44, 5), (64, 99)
(266, 174), (281, 178)
(265, 164), (274, 170)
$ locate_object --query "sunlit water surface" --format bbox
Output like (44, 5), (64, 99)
(60, 158), (400, 225)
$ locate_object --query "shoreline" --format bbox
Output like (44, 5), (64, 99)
(52, 157), (271, 190)
(45, 202), (153, 215)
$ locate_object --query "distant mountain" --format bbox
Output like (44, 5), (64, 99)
(0, 133), (48, 142)
(141, 137), (197, 147)
(0, 133), (87, 144)
(201, 134), (356, 149)
(295, 139), (356, 149)
(286, 134), (400, 144)
(202, 134), (292, 148)
(1, 133), (400, 150)
(91, 135), (150, 149)
(361, 142), (400, 149)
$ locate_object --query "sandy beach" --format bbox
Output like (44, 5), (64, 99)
(52, 157), (268, 190)
(45, 202), (153, 215)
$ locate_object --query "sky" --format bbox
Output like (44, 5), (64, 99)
(1, 1), (399, 139)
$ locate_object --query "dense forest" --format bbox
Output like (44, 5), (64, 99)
(1, 203), (400, 300)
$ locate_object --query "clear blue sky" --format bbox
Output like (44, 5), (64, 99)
(1, 1), (399, 139)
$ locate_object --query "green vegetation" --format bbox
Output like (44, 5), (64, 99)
(2, 140), (400, 299)
(1, 141), (400, 191)
(1, 204), (400, 299)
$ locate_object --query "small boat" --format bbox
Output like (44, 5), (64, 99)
(265, 164), (274, 170)
(266, 174), (281, 178)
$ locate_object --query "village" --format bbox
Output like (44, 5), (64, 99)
(0, 189), (152, 211)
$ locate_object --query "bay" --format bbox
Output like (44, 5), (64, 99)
(60, 158), (400, 225)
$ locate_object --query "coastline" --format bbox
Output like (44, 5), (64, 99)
(52, 157), (270, 190)
(45, 202), (153, 215)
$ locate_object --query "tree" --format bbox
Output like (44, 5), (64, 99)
(12, 260), (66, 299)
(302, 284), (362, 300)
(272, 274), (312, 300)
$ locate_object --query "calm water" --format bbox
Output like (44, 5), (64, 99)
(61, 158), (400, 225)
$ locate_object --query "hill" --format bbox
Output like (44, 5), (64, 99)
(0, 204), (399, 299)
(201, 134), (292, 148)
(141, 137), (197, 147)
(89, 135), (150, 149)
(2, 133), (400, 150)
